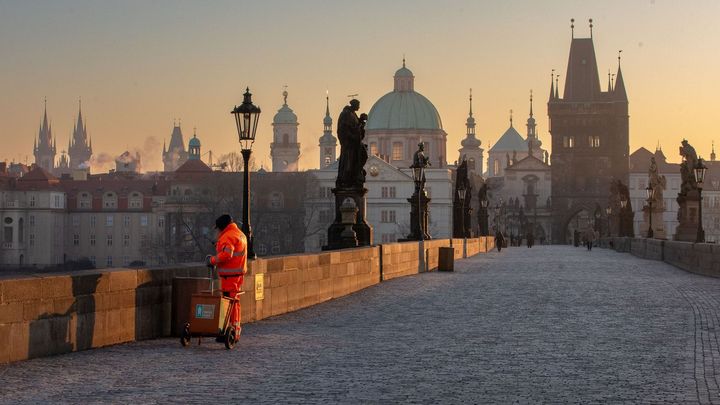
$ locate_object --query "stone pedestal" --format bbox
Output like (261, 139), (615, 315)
(674, 191), (700, 242)
(400, 190), (431, 241)
(323, 187), (373, 250)
(642, 205), (666, 239)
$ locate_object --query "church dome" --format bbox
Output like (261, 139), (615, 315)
(188, 135), (201, 148)
(366, 92), (442, 131)
(273, 91), (298, 125)
(461, 134), (481, 148)
(366, 62), (443, 131)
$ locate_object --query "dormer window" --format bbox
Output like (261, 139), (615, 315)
(129, 192), (143, 209)
(78, 192), (92, 209)
(103, 192), (117, 209)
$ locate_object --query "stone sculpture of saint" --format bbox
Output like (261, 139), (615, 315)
(648, 156), (666, 206)
(412, 142), (431, 184)
(336, 99), (368, 188)
(679, 139), (698, 193)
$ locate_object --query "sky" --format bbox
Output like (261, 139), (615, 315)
(1, 0), (719, 172)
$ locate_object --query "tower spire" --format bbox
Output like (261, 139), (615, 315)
(549, 69), (555, 100)
(712, 141), (717, 162)
(570, 18), (575, 38)
(614, 50), (627, 101)
(555, 75), (560, 99)
(529, 89), (534, 117)
(509, 109), (513, 127)
(589, 18), (593, 38)
(608, 69), (612, 92)
(469, 88), (473, 117)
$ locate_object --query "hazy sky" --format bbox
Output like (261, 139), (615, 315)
(1, 0), (719, 172)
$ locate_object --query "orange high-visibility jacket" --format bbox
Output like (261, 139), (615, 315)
(210, 222), (247, 276)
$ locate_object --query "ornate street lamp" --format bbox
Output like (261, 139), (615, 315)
(457, 185), (467, 238)
(605, 206), (612, 237)
(231, 87), (261, 259)
(695, 157), (707, 243)
(405, 158), (430, 241)
(645, 184), (655, 238)
(480, 198), (489, 236)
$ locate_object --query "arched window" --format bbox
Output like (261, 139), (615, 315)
(129, 192), (143, 209)
(18, 218), (23, 243)
(103, 192), (117, 209)
(493, 159), (500, 175)
(468, 158), (476, 170)
(392, 142), (403, 161)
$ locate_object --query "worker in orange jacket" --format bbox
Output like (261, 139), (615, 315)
(205, 214), (247, 328)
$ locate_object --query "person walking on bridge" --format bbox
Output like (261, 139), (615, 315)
(495, 230), (505, 252)
(206, 214), (247, 330)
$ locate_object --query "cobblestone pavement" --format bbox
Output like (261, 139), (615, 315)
(2, 246), (720, 404)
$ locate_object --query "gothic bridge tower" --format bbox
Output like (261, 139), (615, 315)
(548, 19), (629, 243)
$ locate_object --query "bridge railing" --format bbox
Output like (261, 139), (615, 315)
(0, 237), (495, 364)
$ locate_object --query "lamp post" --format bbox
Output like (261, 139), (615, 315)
(407, 161), (427, 241)
(605, 206), (612, 237)
(480, 198), (489, 236)
(695, 158), (707, 243)
(620, 198), (628, 237)
(645, 184), (655, 238)
(231, 87), (261, 259)
(457, 185), (467, 238)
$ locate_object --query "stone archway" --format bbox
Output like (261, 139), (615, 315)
(559, 206), (595, 245)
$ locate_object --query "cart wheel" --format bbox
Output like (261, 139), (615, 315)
(180, 323), (191, 347)
(224, 326), (237, 350)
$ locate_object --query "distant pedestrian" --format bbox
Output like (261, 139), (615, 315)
(573, 230), (580, 247)
(495, 230), (505, 252)
(585, 229), (595, 251)
(526, 231), (534, 248)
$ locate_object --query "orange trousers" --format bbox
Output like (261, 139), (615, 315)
(220, 275), (243, 326)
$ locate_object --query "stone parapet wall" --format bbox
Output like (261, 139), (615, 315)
(601, 237), (720, 277)
(0, 238), (494, 364)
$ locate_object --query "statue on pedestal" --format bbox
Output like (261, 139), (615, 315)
(644, 157), (667, 238)
(324, 99), (373, 250)
(674, 139), (701, 241)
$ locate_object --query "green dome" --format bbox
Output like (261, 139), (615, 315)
(188, 136), (201, 147)
(366, 91), (443, 131)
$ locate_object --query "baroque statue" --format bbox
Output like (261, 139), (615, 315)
(336, 99), (368, 188)
(679, 139), (698, 194)
(648, 156), (666, 206)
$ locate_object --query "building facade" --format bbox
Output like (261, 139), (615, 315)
(271, 90), (301, 172)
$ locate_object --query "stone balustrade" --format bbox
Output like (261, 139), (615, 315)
(0, 237), (494, 364)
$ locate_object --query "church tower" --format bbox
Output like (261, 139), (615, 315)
(271, 89), (300, 172)
(318, 94), (337, 169)
(526, 90), (543, 158)
(68, 100), (93, 169)
(548, 19), (629, 242)
(188, 129), (201, 160)
(457, 89), (483, 177)
(34, 100), (56, 172)
(162, 123), (189, 172)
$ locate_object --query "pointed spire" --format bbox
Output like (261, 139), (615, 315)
(402, 54), (406, 68)
(607, 69), (612, 92)
(712, 141), (717, 162)
(325, 91), (330, 117)
(529, 89), (534, 117)
(282, 85), (288, 105)
(589, 18), (593, 38)
(549, 69), (555, 100)
(469, 88), (473, 117)
(555, 75), (560, 99)
(614, 50), (627, 101)
(570, 18), (575, 38)
(509, 109), (513, 127)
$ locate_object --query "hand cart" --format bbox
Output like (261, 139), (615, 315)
(180, 267), (243, 349)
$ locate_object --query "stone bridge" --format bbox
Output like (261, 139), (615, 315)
(2, 241), (720, 403)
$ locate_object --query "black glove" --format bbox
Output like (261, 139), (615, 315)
(205, 255), (214, 268)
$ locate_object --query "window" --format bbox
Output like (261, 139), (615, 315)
(271, 240), (280, 254)
(73, 234), (80, 246)
(107, 234), (113, 246)
(390, 187), (396, 198)
(319, 187), (333, 199)
(381, 187), (388, 198)
(29, 196), (35, 207)
(90, 234), (96, 246)
(18, 218), (23, 243)
(90, 216), (96, 228)
(257, 244), (267, 255)
(715, 217), (720, 230)
(381, 210), (396, 223)
(129, 192), (143, 209)
(123, 234), (130, 247)
(270, 192), (284, 209)
(29, 215), (35, 227)
(53, 195), (62, 208)
(103, 192), (117, 209)
(370, 142), (378, 156)
(106, 215), (114, 227)
(4, 226), (12, 243)
(78, 192), (91, 209)
(158, 217), (165, 228)
(140, 215), (148, 226)
(468, 158), (476, 170)
(123, 216), (131, 227)
(563, 136), (575, 148)
(589, 135), (600, 148)
(29, 234), (34, 247)
(90, 256), (96, 266)
(106, 256), (113, 267)
(392, 142), (403, 161)
(493, 159), (500, 175)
